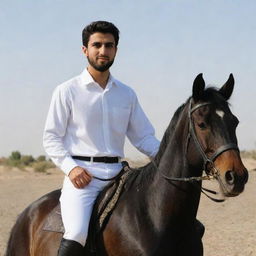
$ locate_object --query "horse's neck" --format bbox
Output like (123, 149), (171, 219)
(147, 111), (202, 231)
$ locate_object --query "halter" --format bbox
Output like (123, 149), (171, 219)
(158, 98), (239, 202)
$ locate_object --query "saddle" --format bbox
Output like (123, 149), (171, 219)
(43, 161), (133, 253)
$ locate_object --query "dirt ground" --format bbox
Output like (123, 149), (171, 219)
(0, 158), (255, 256)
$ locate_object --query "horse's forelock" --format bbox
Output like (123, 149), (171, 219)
(202, 86), (230, 107)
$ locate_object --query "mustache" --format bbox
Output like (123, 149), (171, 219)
(97, 55), (109, 60)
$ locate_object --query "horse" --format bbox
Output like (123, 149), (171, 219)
(5, 74), (248, 256)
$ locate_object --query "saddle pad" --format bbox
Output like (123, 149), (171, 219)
(42, 204), (64, 233)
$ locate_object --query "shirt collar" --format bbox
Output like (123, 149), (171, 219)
(80, 68), (117, 88)
(80, 68), (95, 86)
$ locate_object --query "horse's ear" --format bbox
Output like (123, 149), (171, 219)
(219, 74), (234, 100)
(192, 73), (205, 102)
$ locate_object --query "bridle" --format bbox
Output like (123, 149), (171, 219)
(187, 99), (239, 176)
(157, 98), (239, 202)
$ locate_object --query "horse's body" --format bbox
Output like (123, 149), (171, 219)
(6, 74), (248, 256)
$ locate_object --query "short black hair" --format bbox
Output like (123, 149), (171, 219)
(82, 21), (120, 47)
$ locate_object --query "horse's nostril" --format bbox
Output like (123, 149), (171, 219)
(225, 171), (235, 185)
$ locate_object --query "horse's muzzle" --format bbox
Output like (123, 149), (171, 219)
(221, 169), (249, 196)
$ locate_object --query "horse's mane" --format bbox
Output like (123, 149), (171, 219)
(154, 103), (187, 163)
(125, 102), (187, 190)
(125, 86), (229, 190)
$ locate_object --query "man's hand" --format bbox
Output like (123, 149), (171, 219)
(68, 166), (92, 189)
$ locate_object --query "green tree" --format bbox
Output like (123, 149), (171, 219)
(9, 151), (21, 161)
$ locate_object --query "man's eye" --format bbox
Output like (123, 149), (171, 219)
(106, 43), (114, 48)
(93, 43), (101, 48)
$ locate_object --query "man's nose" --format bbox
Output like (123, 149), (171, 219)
(99, 45), (107, 55)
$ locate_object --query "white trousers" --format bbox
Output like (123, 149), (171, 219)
(60, 160), (122, 246)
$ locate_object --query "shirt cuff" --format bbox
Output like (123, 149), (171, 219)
(60, 156), (79, 176)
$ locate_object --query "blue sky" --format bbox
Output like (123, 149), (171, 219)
(0, 0), (255, 158)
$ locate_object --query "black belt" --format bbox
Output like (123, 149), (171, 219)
(72, 156), (120, 163)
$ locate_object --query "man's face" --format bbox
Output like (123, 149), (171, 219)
(82, 32), (117, 72)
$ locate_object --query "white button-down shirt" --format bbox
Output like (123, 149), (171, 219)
(43, 69), (160, 175)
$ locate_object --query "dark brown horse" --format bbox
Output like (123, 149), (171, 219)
(6, 74), (248, 256)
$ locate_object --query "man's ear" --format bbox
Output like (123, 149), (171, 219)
(82, 46), (88, 57)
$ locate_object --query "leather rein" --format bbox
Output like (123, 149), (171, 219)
(157, 99), (239, 202)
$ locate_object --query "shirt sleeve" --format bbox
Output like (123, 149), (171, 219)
(43, 86), (78, 175)
(126, 92), (160, 158)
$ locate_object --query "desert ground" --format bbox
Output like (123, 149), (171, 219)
(0, 158), (255, 256)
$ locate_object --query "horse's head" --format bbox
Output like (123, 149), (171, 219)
(189, 74), (248, 197)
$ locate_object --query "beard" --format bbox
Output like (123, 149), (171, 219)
(87, 56), (115, 72)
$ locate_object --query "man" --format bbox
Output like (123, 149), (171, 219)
(43, 21), (160, 256)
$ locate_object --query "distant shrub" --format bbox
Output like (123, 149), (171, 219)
(20, 155), (35, 166)
(0, 152), (56, 172)
(6, 159), (21, 167)
(6, 151), (21, 167)
(9, 151), (21, 161)
(32, 161), (55, 173)
(37, 155), (46, 162)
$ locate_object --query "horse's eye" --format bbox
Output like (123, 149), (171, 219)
(198, 122), (207, 129)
